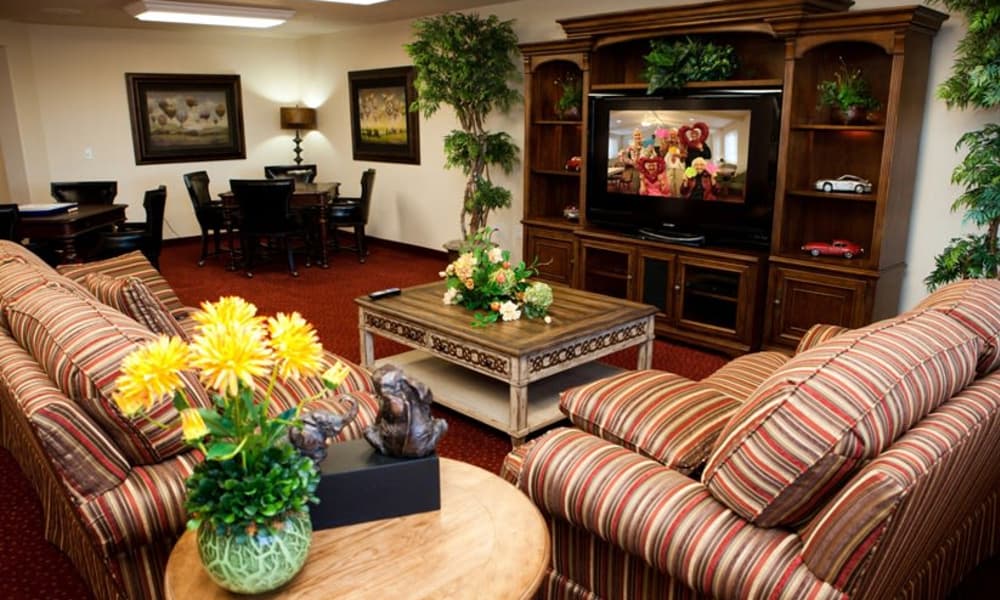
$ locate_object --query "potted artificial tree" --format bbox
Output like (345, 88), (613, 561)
(924, 0), (1000, 289)
(405, 13), (521, 248)
(816, 58), (881, 125)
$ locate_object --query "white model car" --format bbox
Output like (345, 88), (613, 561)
(814, 174), (873, 194)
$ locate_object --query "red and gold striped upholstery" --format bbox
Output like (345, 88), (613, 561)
(917, 278), (1000, 375)
(795, 323), (850, 355)
(57, 250), (188, 319)
(82, 274), (190, 340)
(699, 350), (790, 402)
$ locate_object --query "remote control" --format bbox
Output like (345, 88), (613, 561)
(368, 287), (401, 300)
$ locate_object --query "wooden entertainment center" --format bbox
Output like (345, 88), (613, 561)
(520, 0), (946, 355)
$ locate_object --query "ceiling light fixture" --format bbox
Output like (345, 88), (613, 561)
(124, 1), (294, 29)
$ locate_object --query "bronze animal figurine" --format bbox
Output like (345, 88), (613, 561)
(288, 397), (358, 464)
(364, 364), (447, 458)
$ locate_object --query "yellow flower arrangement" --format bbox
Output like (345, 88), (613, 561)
(112, 296), (351, 540)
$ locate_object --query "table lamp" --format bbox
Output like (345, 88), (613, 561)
(280, 106), (317, 165)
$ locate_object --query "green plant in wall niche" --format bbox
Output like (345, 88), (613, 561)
(404, 12), (521, 241)
(642, 37), (737, 94)
(816, 58), (881, 123)
(924, 0), (1000, 289)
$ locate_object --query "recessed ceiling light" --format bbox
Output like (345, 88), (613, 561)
(124, 1), (294, 29)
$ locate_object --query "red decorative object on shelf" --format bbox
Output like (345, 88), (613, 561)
(801, 239), (865, 259)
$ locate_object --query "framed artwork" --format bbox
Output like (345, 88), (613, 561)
(348, 66), (420, 164)
(125, 73), (246, 165)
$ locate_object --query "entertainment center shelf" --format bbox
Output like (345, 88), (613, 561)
(520, 0), (946, 355)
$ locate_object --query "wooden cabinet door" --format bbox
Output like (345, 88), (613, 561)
(579, 240), (635, 300)
(767, 266), (870, 348)
(524, 227), (576, 286)
(636, 250), (676, 321)
(674, 256), (755, 344)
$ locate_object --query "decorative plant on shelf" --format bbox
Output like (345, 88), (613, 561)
(816, 58), (881, 124)
(555, 71), (583, 119)
(113, 297), (352, 594)
(924, 0), (1000, 290)
(643, 37), (737, 94)
(405, 13), (522, 242)
(441, 227), (553, 327)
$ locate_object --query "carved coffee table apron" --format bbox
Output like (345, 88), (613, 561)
(356, 281), (656, 444)
(164, 459), (550, 599)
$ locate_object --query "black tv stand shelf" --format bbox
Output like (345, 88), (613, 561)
(638, 228), (706, 246)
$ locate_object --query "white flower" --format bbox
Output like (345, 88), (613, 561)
(544, 315), (552, 324)
(438, 270), (447, 278)
(443, 287), (461, 305)
(499, 301), (521, 321)
(487, 247), (504, 264)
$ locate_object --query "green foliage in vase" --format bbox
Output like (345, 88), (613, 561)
(816, 58), (881, 111)
(642, 37), (737, 94)
(555, 72), (582, 115)
(405, 13), (522, 239)
(925, 0), (1000, 289)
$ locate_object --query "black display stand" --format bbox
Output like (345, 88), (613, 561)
(310, 438), (440, 530)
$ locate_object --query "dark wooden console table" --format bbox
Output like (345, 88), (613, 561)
(18, 203), (126, 263)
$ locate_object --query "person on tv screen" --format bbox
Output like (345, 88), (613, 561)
(638, 153), (669, 197)
(679, 121), (712, 167)
(683, 156), (718, 201)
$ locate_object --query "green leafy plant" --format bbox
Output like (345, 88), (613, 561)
(816, 58), (881, 112)
(643, 37), (737, 94)
(925, 0), (1000, 289)
(441, 227), (553, 327)
(555, 72), (582, 116)
(405, 13), (522, 240)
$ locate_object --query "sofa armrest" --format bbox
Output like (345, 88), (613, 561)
(519, 428), (843, 599)
(560, 371), (741, 473)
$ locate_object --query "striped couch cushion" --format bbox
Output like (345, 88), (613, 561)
(0, 335), (129, 500)
(4, 283), (210, 465)
(0, 253), (94, 315)
(699, 350), (790, 402)
(560, 371), (741, 474)
(57, 251), (187, 319)
(917, 278), (1000, 374)
(796, 323), (851, 355)
(83, 274), (189, 340)
(703, 310), (982, 526)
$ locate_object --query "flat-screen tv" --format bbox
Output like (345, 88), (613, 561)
(586, 89), (781, 248)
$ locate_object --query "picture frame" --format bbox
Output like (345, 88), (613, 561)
(348, 66), (420, 164)
(125, 73), (246, 165)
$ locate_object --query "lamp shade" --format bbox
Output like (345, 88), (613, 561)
(280, 107), (317, 130)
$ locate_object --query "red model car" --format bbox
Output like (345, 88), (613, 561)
(801, 239), (865, 259)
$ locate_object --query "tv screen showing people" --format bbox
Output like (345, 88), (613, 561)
(606, 108), (750, 204)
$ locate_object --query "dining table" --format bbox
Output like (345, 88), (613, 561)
(219, 181), (340, 269)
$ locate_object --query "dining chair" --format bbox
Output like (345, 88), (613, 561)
(328, 169), (375, 263)
(264, 164), (318, 184)
(230, 178), (307, 278)
(94, 186), (167, 268)
(183, 171), (232, 266)
(50, 181), (118, 205)
(0, 203), (19, 240)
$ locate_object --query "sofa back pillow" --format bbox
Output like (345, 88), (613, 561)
(57, 251), (187, 319)
(83, 274), (189, 340)
(916, 278), (1000, 375)
(4, 283), (209, 464)
(702, 310), (981, 527)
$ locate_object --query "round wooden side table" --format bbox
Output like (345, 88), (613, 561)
(164, 458), (550, 599)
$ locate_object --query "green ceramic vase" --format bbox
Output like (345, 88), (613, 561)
(196, 512), (312, 594)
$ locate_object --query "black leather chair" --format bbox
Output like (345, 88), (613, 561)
(95, 186), (167, 269)
(0, 203), (19, 240)
(328, 169), (375, 263)
(183, 171), (231, 266)
(230, 178), (307, 278)
(264, 164), (317, 184)
(50, 181), (117, 205)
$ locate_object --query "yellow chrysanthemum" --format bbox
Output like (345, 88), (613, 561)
(191, 296), (261, 330)
(112, 336), (191, 416)
(321, 361), (352, 388)
(180, 408), (209, 442)
(267, 312), (324, 380)
(189, 321), (273, 397)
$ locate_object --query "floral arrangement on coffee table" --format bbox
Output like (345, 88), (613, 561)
(441, 228), (554, 327)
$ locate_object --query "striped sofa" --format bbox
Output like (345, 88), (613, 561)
(503, 278), (1000, 599)
(0, 240), (379, 600)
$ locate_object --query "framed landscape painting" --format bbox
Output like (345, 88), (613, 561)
(125, 73), (246, 165)
(348, 66), (420, 164)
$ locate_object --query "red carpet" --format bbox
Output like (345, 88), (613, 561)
(0, 237), (728, 599)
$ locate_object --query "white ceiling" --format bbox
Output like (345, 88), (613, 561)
(0, 0), (520, 38)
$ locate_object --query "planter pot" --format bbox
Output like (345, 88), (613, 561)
(196, 512), (312, 594)
(831, 105), (868, 125)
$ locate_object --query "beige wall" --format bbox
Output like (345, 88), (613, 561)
(0, 0), (989, 311)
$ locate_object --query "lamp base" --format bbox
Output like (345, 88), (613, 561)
(292, 130), (304, 165)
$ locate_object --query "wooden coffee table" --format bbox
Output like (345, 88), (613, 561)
(164, 458), (549, 599)
(356, 282), (657, 443)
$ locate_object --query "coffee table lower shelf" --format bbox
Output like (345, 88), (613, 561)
(375, 350), (625, 442)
